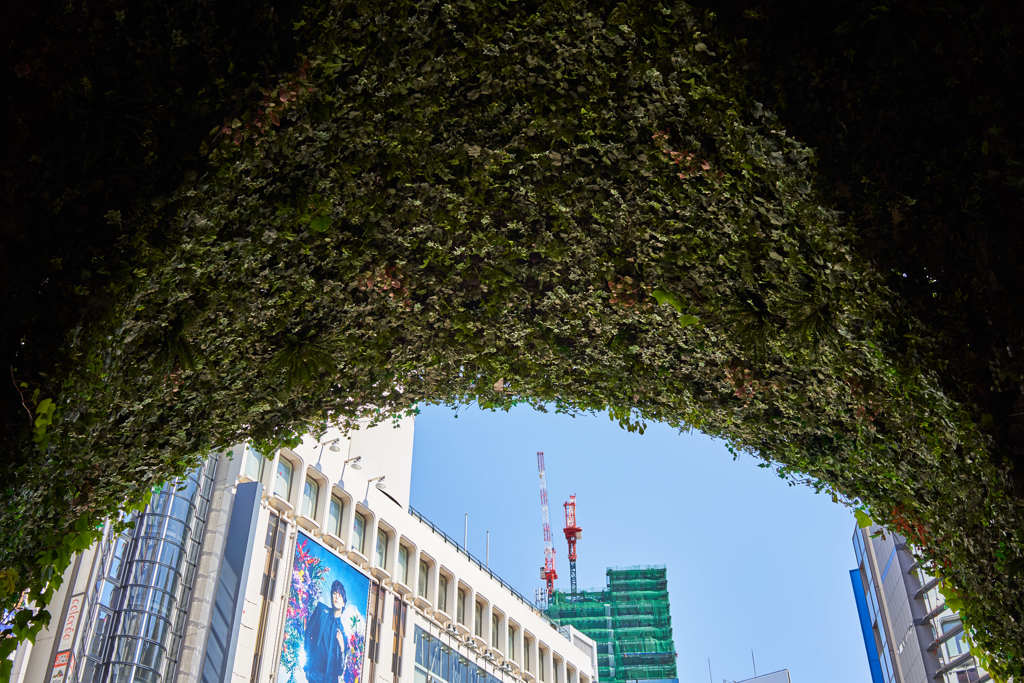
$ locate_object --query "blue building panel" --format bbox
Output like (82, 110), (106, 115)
(850, 569), (885, 683)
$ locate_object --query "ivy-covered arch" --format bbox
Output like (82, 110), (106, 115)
(2, 0), (1021, 677)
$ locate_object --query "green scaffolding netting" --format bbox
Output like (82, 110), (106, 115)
(546, 567), (677, 683)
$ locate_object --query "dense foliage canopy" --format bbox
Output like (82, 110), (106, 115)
(2, 0), (1022, 677)
(706, 1), (1024, 494)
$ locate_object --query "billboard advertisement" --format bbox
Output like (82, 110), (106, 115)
(279, 532), (369, 683)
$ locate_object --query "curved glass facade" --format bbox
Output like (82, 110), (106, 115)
(72, 458), (217, 682)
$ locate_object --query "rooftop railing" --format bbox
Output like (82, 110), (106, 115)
(408, 504), (559, 629)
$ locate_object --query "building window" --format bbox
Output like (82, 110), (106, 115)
(554, 660), (561, 683)
(353, 512), (367, 554)
(273, 458), (293, 500)
(508, 626), (516, 660)
(376, 529), (389, 569)
(474, 601), (483, 637)
(457, 589), (466, 625)
(397, 545), (409, 585)
(437, 574), (449, 612)
(943, 619), (967, 658)
(301, 478), (319, 518)
(418, 560), (429, 598)
(328, 496), (344, 537)
(539, 648), (547, 682)
(491, 613), (500, 648)
(524, 638), (532, 671)
(242, 446), (264, 482)
(413, 626), (502, 683)
(956, 669), (981, 683)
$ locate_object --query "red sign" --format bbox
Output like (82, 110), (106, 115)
(50, 650), (74, 682)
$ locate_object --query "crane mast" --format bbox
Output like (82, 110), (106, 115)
(537, 451), (558, 604)
(563, 495), (582, 596)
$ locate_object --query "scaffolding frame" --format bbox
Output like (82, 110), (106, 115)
(546, 567), (676, 683)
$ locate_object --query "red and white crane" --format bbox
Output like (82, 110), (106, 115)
(537, 451), (558, 602)
(563, 495), (582, 596)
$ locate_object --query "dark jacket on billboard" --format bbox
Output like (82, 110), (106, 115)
(304, 602), (347, 683)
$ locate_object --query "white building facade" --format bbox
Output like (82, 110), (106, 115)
(12, 417), (597, 683)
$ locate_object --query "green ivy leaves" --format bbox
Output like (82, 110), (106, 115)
(2, 0), (1021, 676)
(31, 398), (55, 447)
(651, 288), (700, 328)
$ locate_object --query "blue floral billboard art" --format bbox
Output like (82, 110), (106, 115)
(279, 532), (370, 683)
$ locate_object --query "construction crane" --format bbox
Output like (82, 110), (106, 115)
(537, 451), (558, 604)
(563, 495), (582, 596)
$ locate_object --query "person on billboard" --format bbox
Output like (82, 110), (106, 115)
(304, 579), (349, 683)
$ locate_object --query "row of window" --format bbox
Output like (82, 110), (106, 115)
(415, 627), (575, 683)
(243, 450), (465, 600)
(249, 445), (405, 577)
(245, 447), (355, 536)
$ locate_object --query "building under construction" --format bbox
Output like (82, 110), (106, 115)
(546, 566), (677, 683)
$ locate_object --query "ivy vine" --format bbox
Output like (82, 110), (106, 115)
(2, 1), (1021, 679)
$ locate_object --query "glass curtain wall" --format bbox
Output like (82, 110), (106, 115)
(72, 457), (218, 682)
(414, 626), (510, 683)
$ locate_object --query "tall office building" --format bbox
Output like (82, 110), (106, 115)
(12, 417), (598, 683)
(849, 523), (988, 683)
(545, 567), (676, 683)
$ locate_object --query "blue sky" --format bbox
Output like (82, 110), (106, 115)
(409, 403), (870, 683)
